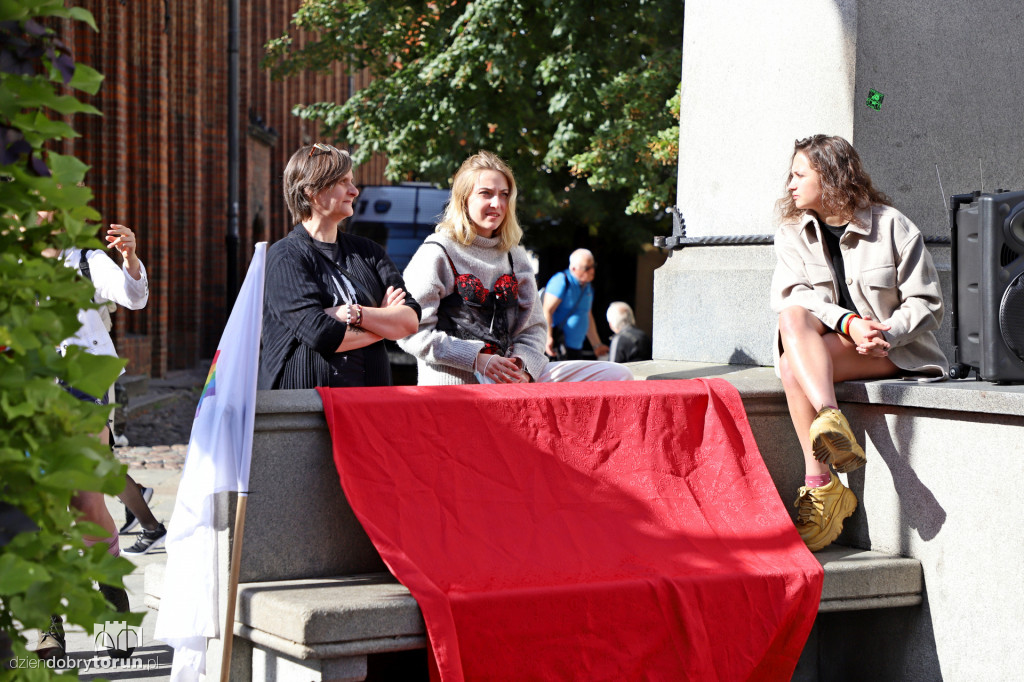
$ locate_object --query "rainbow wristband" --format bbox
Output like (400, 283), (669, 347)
(840, 313), (860, 335)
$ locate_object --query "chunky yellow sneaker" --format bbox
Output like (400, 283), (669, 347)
(810, 407), (867, 473)
(794, 473), (858, 552)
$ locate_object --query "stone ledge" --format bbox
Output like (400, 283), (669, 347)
(629, 359), (1024, 417)
(116, 373), (150, 401)
(238, 624), (426, 663)
(256, 388), (325, 415)
(145, 565), (426, 662)
(816, 546), (922, 613)
(236, 574), (425, 646)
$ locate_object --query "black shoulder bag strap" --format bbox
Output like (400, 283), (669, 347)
(78, 248), (94, 283)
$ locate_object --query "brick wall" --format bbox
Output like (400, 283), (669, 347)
(118, 334), (153, 378)
(58, 2), (390, 376)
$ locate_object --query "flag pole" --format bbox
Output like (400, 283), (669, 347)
(219, 492), (248, 682)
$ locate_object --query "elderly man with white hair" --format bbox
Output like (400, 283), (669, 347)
(606, 301), (652, 364)
(542, 248), (608, 360)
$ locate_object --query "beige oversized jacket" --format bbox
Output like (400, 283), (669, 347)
(770, 204), (948, 377)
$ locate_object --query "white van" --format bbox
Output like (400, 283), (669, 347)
(348, 184), (450, 271)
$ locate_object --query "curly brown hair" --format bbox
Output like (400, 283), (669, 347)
(776, 135), (891, 225)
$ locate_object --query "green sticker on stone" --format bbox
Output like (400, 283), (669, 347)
(866, 89), (884, 110)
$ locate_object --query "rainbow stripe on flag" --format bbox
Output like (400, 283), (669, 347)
(195, 350), (220, 418)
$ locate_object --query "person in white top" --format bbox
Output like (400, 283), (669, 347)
(36, 220), (155, 657)
(57, 242), (147, 354)
(57, 229), (167, 556)
(48, 221), (148, 546)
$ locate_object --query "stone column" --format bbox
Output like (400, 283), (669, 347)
(655, 0), (1024, 365)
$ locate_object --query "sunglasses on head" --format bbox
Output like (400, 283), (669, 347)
(308, 142), (337, 158)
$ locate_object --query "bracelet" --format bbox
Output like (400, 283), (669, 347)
(839, 313), (860, 335)
(345, 303), (363, 328)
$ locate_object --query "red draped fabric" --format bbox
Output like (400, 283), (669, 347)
(318, 379), (822, 681)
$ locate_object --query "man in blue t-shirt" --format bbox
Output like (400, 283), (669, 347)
(542, 249), (609, 360)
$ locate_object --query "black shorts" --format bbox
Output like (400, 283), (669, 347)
(59, 379), (110, 406)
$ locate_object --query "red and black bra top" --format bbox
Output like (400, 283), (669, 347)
(434, 244), (519, 306)
(428, 242), (520, 357)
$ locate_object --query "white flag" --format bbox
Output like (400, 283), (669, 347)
(155, 243), (266, 682)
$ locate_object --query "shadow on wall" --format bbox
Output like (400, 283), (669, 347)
(864, 411), (947, 548)
(644, 348), (766, 382)
(729, 348), (760, 366)
(837, 405), (948, 554)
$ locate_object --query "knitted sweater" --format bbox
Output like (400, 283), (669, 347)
(399, 233), (549, 385)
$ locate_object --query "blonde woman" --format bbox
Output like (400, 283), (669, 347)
(399, 151), (632, 385)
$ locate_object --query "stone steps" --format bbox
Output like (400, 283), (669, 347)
(117, 373), (150, 402)
(629, 359), (1024, 681)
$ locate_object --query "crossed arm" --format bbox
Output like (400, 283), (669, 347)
(325, 286), (419, 352)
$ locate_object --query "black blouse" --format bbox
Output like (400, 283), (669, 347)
(258, 225), (421, 390)
(820, 222), (856, 312)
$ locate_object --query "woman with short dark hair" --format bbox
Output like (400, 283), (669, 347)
(771, 134), (947, 552)
(259, 144), (420, 389)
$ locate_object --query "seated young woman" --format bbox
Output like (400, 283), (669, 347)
(771, 134), (947, 552)
(399, 150), (633, 385)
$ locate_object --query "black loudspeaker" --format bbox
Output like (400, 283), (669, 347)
(950, 190), (1024, 382)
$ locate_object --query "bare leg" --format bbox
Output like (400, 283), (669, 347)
(779, 352), (831, 478)
(69, 425), (124, 543)
(778, 306), (899, 476)
(117, 474), (160, 531)
(66, 426), (133, 619)
(69, 426), (117, 541)
(70, 488), (117, 541)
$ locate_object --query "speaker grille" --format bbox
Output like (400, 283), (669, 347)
(999, 274), (1024, 361)
(1000, 244), (1020, 268)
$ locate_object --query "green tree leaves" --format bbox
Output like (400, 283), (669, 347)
(1, 5), (137, 678)
(265, 0), (683, 252)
